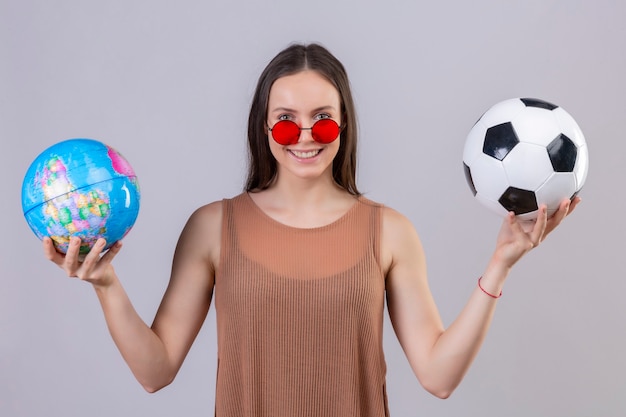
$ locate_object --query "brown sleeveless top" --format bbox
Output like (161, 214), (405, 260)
(215, 193), (389, 416)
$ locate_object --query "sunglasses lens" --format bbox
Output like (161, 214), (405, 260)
(271, 120), (300, 145)
(311, 119), (340, 144)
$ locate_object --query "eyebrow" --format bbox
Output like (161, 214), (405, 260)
(269, 105), (338, 114)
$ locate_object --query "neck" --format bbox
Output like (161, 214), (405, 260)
(269, 174), (344, 207)
(248, 172), (357, 229)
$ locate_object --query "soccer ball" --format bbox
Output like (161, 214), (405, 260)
(463, 98), (588, 220)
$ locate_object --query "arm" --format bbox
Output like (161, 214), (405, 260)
(384, 198), (578, 399)
(44, 201), (222, 393)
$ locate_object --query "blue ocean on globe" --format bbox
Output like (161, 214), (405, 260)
(21, 138), (141, 254)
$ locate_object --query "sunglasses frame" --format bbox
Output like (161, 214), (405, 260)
(267, 119), (342, 145)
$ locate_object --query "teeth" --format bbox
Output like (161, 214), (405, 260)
(291, 149), (320, 158)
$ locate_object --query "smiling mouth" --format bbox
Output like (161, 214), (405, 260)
(289, 149), (321, 159)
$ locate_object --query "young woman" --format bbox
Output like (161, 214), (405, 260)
(44, 43), (579, 416)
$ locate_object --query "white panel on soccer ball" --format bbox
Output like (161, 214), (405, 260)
(535, 172), (578, 216)
(516, 209), (541, 222)
(468, 154), (509, 201)
(553, 107), (586, 147)
(573, 144), (589, 189)
(475, 193), (510, 218)
(511, 107), (561, 147)
(479, 98), (526, 128)
(502, 143), (554, 190)
(463, 121), (487, 165)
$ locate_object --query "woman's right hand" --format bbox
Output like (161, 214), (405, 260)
(43, 236), (123, 288)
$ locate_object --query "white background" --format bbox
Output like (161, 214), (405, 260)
(2, 1), (625, 416)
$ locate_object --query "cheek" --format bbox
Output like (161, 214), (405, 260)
(327, 140), (341, 160)
(267, 137), (282, 160)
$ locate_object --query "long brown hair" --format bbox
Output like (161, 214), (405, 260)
(245, 43), (360, 195)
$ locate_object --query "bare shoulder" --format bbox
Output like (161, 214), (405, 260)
(380, 205), (422, 248)
(380, 205), (426, 277)
(188, 200), (223, 225)
(175, 200), (224, 270)
(381, 205), (416, 235)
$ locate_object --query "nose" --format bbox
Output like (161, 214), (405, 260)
(297, 126), (315, 143)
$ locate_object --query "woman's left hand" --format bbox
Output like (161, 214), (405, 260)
(494, 197), (581, 268)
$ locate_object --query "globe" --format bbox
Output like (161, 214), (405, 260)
(21, 138), (141, 254)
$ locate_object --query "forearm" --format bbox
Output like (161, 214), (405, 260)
(422, 261), (510, 397)
(93, 277), (173, 392)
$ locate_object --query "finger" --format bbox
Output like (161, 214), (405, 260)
(559, 198), (572, 219)
(541, 199), (573, 240)
(506, 211), (533, 235)
(63, 237), (83, 275)
(505, 211), (520, 229)
(99, 240), (123, 265)
(78, 238), (107, 277)
(545, 199), (571, 233)
(530, 205), (548, 245)
(567, 196), (581, 215)
(43, 237), (64, 264)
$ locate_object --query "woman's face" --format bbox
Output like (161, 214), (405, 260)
(266, 70), (342, 183)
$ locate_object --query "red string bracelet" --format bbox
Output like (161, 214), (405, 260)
(478, 277), (502, 299)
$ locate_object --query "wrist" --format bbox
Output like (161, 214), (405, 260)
(492, 243), (524, 271)
(477, 258), (511, 298)
(485, 254), (513, 280)
(91, 270), (120, 295)
(478, 276), (502, 298)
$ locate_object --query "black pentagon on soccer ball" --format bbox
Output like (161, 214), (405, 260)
(547, 134), (577, 172)
(520, 98), (558, 110)
(483, 122), (519, 161)
(463, 163), (477, 196)
(498, 187), (538, 215)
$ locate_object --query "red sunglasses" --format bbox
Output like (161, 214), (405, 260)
(268, 119), (341, 145)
